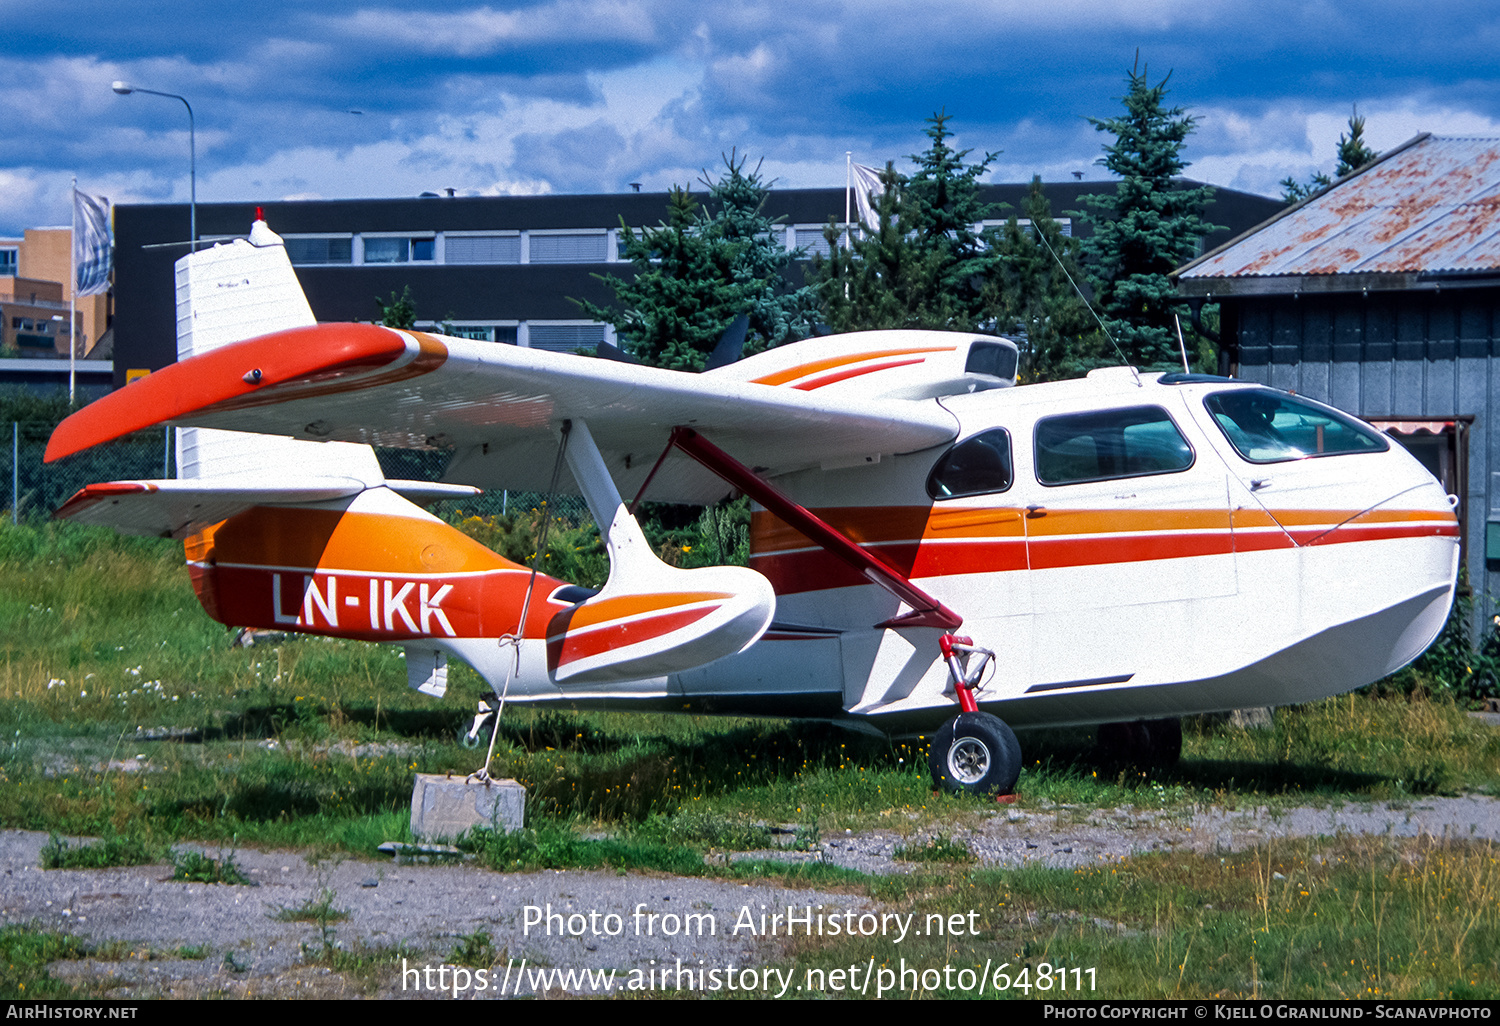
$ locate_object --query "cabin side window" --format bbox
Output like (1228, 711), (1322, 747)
(927, 428), (1014, 499)
(1204, 390), (1389, 464)
(1034, 406), (1194, 486)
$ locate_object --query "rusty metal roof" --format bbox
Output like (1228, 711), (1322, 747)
(1180, 135), (1500, 280)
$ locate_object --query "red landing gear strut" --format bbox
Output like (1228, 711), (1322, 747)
(642, 426), (1022, 797)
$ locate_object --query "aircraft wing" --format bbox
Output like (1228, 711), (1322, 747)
(46, 323), (962, 503)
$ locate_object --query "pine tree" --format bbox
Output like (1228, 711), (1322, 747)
(989, 177), (1108, 381)
(814, 112), (1002, 333)
(1334, 107), (1378, 177)
(1077, 59), (1222, 369)
(696, 152), (818, 354)
(576, 155), (813, 370)
(1280, 107), (1380, 203)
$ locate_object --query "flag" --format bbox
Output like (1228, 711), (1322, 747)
(850, 163), (886, 232)
(73, 189), (112, 297)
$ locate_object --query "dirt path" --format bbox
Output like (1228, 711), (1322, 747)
(7, 795), (1499, 998)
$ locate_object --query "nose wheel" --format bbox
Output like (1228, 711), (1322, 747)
(929, 634), (1023, 797)
(929, 711), (1021, 796)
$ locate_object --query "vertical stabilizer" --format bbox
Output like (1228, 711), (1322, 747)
(173, 219), (383, 484)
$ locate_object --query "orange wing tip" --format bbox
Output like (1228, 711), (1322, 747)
(44, 324), (442, 462)
(54, 481), (158, 520)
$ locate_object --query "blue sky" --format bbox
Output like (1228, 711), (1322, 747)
(4, 0), (1500, 236)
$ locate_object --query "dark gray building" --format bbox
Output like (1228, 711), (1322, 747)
(1177, 134), (1500, 625)
(112, 180), (1281, 387)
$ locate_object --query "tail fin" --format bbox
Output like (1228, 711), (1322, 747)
(54, 216), (481, 539)
(174, 217), (384, 485)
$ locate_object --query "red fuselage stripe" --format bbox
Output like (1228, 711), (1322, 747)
(751, 522), (1458, 595)
(547, 605), (718, 668)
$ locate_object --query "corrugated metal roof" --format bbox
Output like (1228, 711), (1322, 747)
(1181, 136), (1500, 279)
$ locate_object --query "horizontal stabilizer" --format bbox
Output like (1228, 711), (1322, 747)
(55, 476), (371, 538)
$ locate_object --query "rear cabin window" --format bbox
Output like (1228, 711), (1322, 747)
(927, 429), (1014, 499)
(1035, 407), (1194, 486)
(1204, 390), (1389, 463)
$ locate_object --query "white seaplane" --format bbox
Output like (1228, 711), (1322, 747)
(46, 218), (1460, 796)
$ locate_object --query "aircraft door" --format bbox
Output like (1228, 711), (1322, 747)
(1022, 402), (1237, 689)
(918, 425), (1034, 696)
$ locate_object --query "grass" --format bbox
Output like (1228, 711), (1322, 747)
(170, 848), (252, 885)
(40, 832), (167, 869)
(4, 520), (1500, 998)
(894, 833), (977, 863)
(0, 924), (86, 998)
(449, 929), (498, 968)
(773, 834), (1500, 999)
(270, 888), (349, 924)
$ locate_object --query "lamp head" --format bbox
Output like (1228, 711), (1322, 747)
(111, 81), (132, 95)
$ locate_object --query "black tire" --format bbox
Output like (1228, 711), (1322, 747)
(1096, 717), (1181, 769)
(928, 712), (1022, 796)
(1143, 717), (1182, 767)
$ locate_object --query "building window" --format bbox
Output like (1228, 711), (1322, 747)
(363, 236), (434, 264)
(976, 218), (1072, 240)
(529, 232), (608, 264)
(443, 325), (493, 341)
(445, 235), (521, 264)
(527, 323), (606, 352)
(0, 248), (16, 276)
(437, 324), (519, 344)
(794, 226), (845, 260)
(284, 237), (353, 265)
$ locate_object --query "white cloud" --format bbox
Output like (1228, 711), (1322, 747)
(323, 1), (659, 56)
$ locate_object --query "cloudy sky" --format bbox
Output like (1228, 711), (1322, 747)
(4, 0), (1499, 237)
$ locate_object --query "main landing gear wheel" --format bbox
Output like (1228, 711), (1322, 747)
(1096, 717), (1182, 770)
(929, 711), (1022, 796)
(460, 700), (498, 750)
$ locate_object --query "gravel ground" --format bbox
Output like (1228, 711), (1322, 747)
(6, 795), (1498, 998)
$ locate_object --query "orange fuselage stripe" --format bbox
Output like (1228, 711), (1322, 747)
(749, 504), (1458, 595)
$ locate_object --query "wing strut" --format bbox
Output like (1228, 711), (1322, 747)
(666, 427), (963, 631)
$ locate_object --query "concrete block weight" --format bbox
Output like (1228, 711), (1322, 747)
(409, 773), (525, 841)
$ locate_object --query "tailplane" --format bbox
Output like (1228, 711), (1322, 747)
(57, 216), (474, 539)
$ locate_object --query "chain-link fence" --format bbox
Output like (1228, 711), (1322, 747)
(3, 422), (174, 525)
(3, 423), (591, 527)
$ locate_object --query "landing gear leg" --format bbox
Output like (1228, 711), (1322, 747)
(928, 634), (1023, 797)
(460, 698), (498, 750)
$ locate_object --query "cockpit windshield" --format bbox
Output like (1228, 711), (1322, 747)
(1204, 389), (1388, 463)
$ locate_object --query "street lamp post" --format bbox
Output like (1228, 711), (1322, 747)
(111, 81), (195, 249)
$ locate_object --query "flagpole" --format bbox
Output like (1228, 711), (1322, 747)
(69, 177), (77, 403)
(844, 152), (852, 252)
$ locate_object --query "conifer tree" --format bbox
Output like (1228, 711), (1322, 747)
(1077, 59), (1221, 370)
(1280, 107), (1380, 203)
(697, 152), (818, 354)
(1334, 107), (1378, 177)
(576, 156), (813, 370)
(989, 177), (1108, 381)
(815, 112), (1002, 332)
